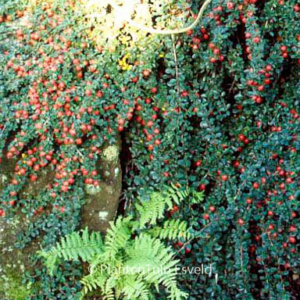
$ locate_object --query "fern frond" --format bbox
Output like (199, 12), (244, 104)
(104, 216), (132, 259)
(104, 275), (118, 294)
(167, 184), (204, 205)
(103, 290), (114, 300)
(168, 287), (189, 300)
(166, 184), (189, 205)
(190, 189), (204, 204)
(80, 270), (108, 297)
(39, 252), (59, 277)
(120, 275), (150, 300)
(150, 219), (191, 241)
(124, 234), (182, 298)
(38, 228), (104, 275)
(136, 185), (201, 229)
(135, 191), (168, 228)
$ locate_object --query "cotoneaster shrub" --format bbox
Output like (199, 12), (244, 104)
(0, 0), (300, 299)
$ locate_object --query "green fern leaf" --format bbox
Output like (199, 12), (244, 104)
(104, 216), (132, 259)
(150, 219), (191, 241)
(39, 228), (104, 275)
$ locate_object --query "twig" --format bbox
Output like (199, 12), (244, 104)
(171, 34), (180, 94)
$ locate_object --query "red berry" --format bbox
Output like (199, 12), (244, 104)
(195, 160), (202, 167)
(280, 45), (287, 52)
(246, 198), (252, 204)
(209, 206), (215, 212)
(238, 134), (245, 141)
(185, 248), (191, 254)
(227, 2), (234, 9)
(9, 200), (15, 206)
(199, 184), (206, 191)
(266, 65), (272, 72)
(289, 236), (296, 244)
(85, 89), (92, 97)
(203, 213), (210, 220)
(238, 218), (244, 226)
(151, 87), (157, 94)
(143, 69), (151, 77)
(221, 175), (228, 181)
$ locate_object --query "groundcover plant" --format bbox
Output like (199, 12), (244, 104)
(0, 0), (300, 299)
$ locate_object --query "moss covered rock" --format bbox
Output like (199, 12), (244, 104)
(0, 215), (36, 299)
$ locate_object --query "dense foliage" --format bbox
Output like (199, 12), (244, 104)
(0, 0), (300, 299)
